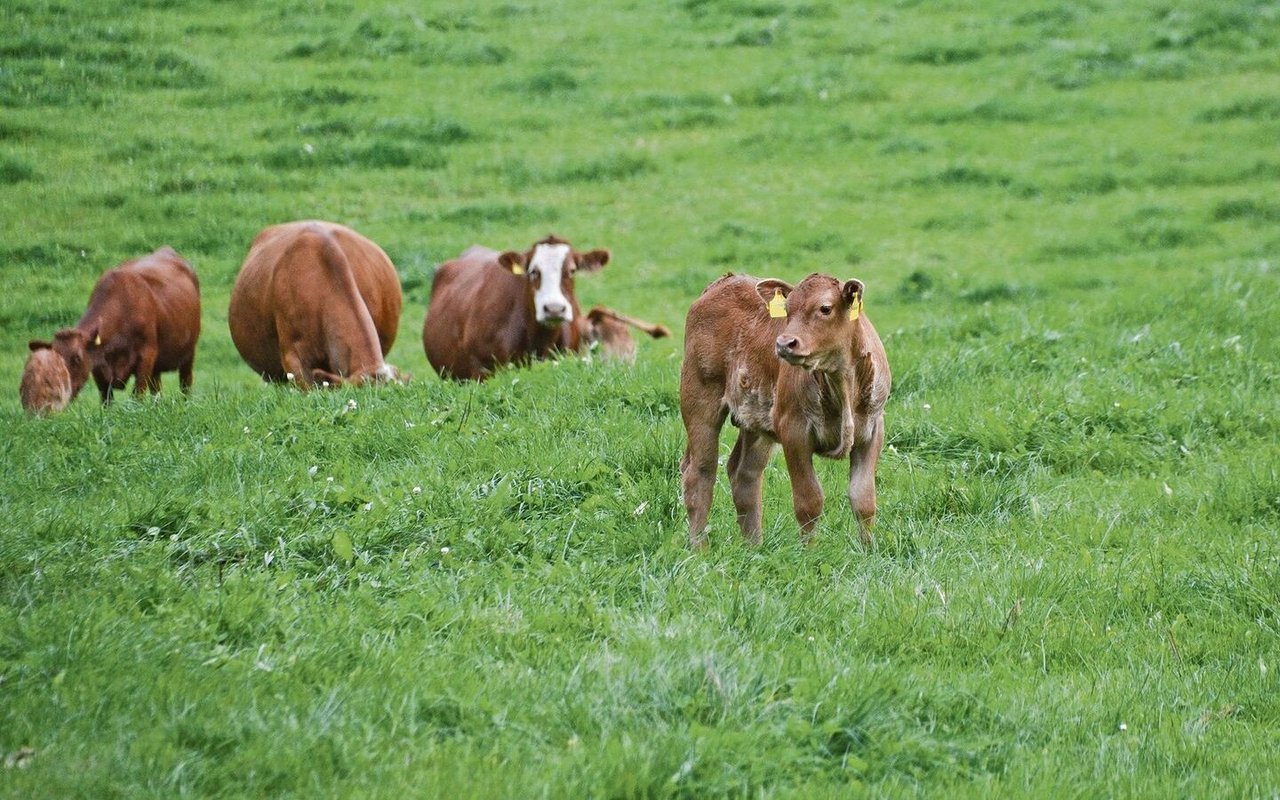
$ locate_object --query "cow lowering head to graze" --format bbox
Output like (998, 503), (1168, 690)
(423, 236), (613, 381)
(583, 306), (671, 362)
(26, 247), (201, 406)
(229, 221), (403, 389)
(20, 345), (72, 416)
(679, 273), (891, 549)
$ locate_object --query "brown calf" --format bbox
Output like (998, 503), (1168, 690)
(27, 246), (201, 404)
(679, 273), (891, 549)
(19, 347), (72, 416)
(229, 221), (403, 388)
(584, 306), (671, 361)
(422, 237), (612, 381)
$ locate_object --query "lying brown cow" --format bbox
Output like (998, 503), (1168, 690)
(229, 221), (403, 388)
(679, 273), (891, 549)
(26, 246), (201, 405)
(423, 237), (618, 381)
(19, 347), (72, 416)
(583, 306), (671, 361)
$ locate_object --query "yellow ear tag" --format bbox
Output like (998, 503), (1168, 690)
(511, 264), (525, 275)
(848, 296), (862, 322)
(767, 289), (787, 318)
(94, 334), (102, 346)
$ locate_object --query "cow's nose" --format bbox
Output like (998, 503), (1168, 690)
(776, 335), (799, 354)
(544, 302), (568, 319)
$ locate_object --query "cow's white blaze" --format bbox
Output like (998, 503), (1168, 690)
(529, 242), (573, 324)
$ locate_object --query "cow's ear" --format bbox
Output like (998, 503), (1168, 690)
(29, 340), (52, 351)
(575, 249), (610, 273)
(498, 251), (528, 275)
(842, 279), (865, 320)
(755, 279), (793, 315)
(84, 325), (102, 349)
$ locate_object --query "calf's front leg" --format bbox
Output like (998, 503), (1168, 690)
(781, 434), (824, 543)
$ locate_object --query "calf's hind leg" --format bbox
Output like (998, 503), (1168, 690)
(847, 416), (885, 550)
(680, 404), (727, 550)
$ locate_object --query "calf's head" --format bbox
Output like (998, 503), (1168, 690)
(20, 345), (73, 415)
(498, 236), (610, 326)
(28, 328), (97, 397)
(756, 274), (864, 371)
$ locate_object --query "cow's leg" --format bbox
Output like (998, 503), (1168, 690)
(847, 416), (885, 550)
(94, 371), (113, 404)
(727, 430), (775, 546)
(179, 356), (195, 394)
(281, 349), (311, 389)
(133, 349), (159, 396)
(681, 404), (727, 550)
(781, 435), (823, 543)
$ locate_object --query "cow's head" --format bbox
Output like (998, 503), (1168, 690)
(30, 327), (97, 397)
(498, 236), (610, 326)
(756, 274), (864, 371)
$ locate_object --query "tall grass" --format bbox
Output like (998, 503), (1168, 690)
(2, 0), (1278, 796)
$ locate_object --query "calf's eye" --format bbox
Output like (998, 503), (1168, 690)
(819, 305), (833, 315)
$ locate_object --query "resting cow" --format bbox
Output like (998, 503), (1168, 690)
(26, 246), (201, 406)
(229, 221), (403, 388)
(583, 306), (671, 361)
(679, 273), (891, 549)
(423, 236), (618, 381)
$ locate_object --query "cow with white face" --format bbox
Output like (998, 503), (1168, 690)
(423, 235), (612, 381)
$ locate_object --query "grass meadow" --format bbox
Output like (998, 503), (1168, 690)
(3, 0), (1280, 796)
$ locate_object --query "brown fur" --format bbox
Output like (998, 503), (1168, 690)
(229, 221), (403, 388)
(20, 346), (72, 415)
(584, 306), (671, 361)
(422, 237), (612, 381)
(27, 247), (201, 404)
(679, 273), (891, 549)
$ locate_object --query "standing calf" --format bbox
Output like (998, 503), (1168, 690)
(679, 273), (891, 549)
(26, 247), (201, 405)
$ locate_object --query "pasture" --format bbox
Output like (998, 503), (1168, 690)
(2, 0), (1279, 795)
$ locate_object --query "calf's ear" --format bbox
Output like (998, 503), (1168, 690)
(756, 279), (793, 318)
(498, 251), (528, 275)
(29, 340), (52, 351)
(842, 279), (865, 320)
(575, 249), (611, 273)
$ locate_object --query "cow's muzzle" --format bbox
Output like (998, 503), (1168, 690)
(775, 335), (810, 366)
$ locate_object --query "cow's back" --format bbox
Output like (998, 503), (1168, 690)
(681, 274), (783, 432)
(423, 252), (527, 379)
(229, 221), (400, 379)
(117, 248), (201, 368)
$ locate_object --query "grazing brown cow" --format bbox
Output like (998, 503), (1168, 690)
(679, 273), (891, 549)
(19, 346), (72, 416)
(229, 221), (403, 388)
(27, 246), (201, 404)
(584, 306), (671, 361)
(423, 237), (614, 381)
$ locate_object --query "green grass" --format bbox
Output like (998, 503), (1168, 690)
(2, 0), (1279, 796)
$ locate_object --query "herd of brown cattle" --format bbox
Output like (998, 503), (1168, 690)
(19, 219), (891, 549)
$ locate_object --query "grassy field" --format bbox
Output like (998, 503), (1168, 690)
(3, 0), (1279, 796)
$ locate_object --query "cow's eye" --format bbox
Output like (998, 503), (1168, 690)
(819, 304), (833, 316)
